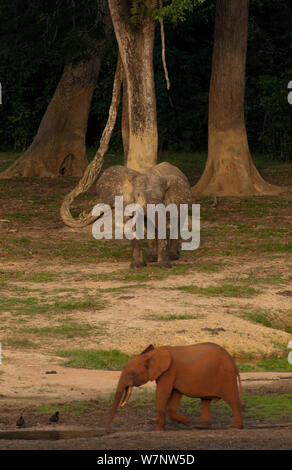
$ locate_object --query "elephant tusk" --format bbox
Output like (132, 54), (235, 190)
(120, 386), (133, 407)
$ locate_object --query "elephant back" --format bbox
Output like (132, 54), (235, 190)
(151, 162), (193, 207)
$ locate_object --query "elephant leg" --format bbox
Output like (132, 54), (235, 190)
(168, 390), (189, 426)
(195, 399), (212, 428)
(157, 239), (172, 268)
(155, 382), (173, 431)
(147, 239), (158, 262)
(168, 239), (180, 260)
(222, 389), (244, 429)
(130, 239), (146, 268)
(227, 398), (244, 429)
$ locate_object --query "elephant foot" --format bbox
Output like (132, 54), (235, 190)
(170, 414), (189, 426)
(156, 260), (172, 268)
(147, 254), (158, 262)
(169, 252), (180, 261)
(130, 260), (147, 268)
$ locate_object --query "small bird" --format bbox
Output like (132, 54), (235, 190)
(49, 411), (59, 423)
(16, 416), (25, 427)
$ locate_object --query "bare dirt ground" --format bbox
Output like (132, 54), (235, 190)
(0, 255), (291, 450)
(0, 371), (292, 450)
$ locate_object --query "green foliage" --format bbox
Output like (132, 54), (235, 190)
(154, 0), (205, 22)
(0, 0), (291, 160)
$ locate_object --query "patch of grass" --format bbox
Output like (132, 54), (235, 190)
(56, 349), (130, 370)
(182, 393), (292, 422)
(243, 394), (292, 421)
(147, 314), (203, 321)
(176, 284), (260, 298)
(238, 358), (292, 372)
(1, 213), (30, 224)
(98, 284), (148, 293)
(18, 322), (102, 339)
(237, 308), (292, 333)
(243, 311), (273, 328)
(0, 295), (105, 316)
(0, 236), (132, 262)
(35, 401), (101, 415)
(53, 297), (104, 311)
(1, 337), (39, 349)
(225, 272), (288, 287)
(0, 270), (61, 283)
(98, 264), (196, 282)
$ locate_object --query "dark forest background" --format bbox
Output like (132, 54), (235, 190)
(0, 0), (291, 160)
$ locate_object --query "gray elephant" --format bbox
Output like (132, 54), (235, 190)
(61, 161), (192, 268)
(94, 162), (192, 268)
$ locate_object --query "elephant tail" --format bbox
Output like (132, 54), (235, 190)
(236, 367), (245, 410)
(60, 54), (123, 228)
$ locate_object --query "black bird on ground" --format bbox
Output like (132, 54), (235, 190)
(49, 411), (60, 423)
(16, 416), (25, 427)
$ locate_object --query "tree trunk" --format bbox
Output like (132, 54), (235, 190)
(192, 0), (282, 196)
(108, 0), (158, 171)
(0, 1), (112, 179)
(121, 77), (130, 166)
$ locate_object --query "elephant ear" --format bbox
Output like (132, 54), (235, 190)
(146, 348), (171, 381)
(140, 344), (155, 355)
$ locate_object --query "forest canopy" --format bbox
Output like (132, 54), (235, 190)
(0, 0), (291, 161)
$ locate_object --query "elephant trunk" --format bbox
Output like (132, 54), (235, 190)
(105, 381), (133, 433)
(60, 54), (123, 229)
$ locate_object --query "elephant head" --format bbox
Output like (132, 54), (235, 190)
(95, 165), (168, 211)
(105, 345), (171, 432)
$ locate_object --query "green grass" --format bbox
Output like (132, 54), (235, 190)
(176, 284), (260, 298)
(98, 284), (148, 293)
(1, 337), (39, 349)
(0, 151), (20, 171)
(125, 391), (292, 422)
(243, 394), (292, 421)
(97, 264), (197, 282)
(146, 314), (203, 321)
(0, 270), (61, 283)
(238, 358), (292, 372)
(0, 295), (106, 317)
(35, 401), (101, 415)
(31, 392), (292, 423)
(56, 349), (130, 370)
(243, 311), (275, 329)
(0, 236), (132, 262)
(18, 322), (102, 339)
(236, 308), (292, 334)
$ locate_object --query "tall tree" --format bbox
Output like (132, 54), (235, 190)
(192, 0), (282, 196)
(0, 0), (112, 178)
(108, 0), (158, 171)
